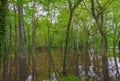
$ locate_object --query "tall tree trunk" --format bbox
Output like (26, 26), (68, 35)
(13, 0), (19, 81)
(74, 26), (80, 77)
(83, 26), (89, 80)
(31, 0), (36, 80)
(0, 0), (7, 73)
(63, 0), (82, 75)
(8, 23), (12, 81)
(3, 11), (8, 81)
(3, 28), (9, 81)
(46, 4), (52, 78)
(0, 0), (8, 81)
(3, 54), (8, 81)
(27, 19), (31, 76)
(63, 9), (73, 76)
(17, 0), (27, 81)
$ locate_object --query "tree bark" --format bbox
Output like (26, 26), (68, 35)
(83, 25), (89, 81)
(13, 0), (19, 81)
(0, 0), (7, 72)
(0, 0), (8, 81)
(74, 26), (80, 77)
(17, 0), (27, 81)
(101, 35), (109, 81)
(31, 0), (36, 80)
(63, 9), (73, 76)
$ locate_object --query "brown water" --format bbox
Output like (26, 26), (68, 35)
(34, 49), (120, 81)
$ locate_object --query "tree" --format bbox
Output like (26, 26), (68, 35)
(0, 0), (8, 81)
(31, 0), (36, 80)
(89, 0), (113, 80)
(13, 0), (19, 81)
(17, 0), (27, 81)
(63, 0), (83, 76)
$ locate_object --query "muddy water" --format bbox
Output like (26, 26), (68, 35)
(35, 49), (120, 81)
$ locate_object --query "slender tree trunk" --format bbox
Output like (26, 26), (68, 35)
(63, 9), (73, 76)
(8, 23), (12, 81)
(113, 38), (120, 80)
(17, 0), (27, 81)
(3, 29), (9, 81)
(63, 0), (82, 75)
(83, 26), (89, 81)
(3, 16), (8, 81)
(47, 5), (51, 78)
(3, 25), (8, 81)
(27, 21), (31, 76)
(3, 55), (8, 81)
(73, 25), (80, 77)
(31, 0), (36, 80)
(91, 36), (99, 81)
(47, 16), (56, 79)
(13, 1), (19, 81)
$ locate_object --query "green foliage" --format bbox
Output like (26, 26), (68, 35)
(44, 76), (86, 81)
(79, 77), (86, 81)
(58, 75), (79, 81)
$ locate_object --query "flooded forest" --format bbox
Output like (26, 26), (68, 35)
(0, 0), (120, 81)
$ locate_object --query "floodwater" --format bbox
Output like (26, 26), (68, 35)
(43, 58), (120, 81)
(35, 49), (120, 81)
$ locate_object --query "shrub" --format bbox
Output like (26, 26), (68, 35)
(58, 75), (78, 81)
